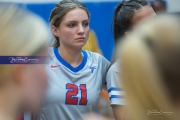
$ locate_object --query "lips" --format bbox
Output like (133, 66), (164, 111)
(76, 37), (85, 40)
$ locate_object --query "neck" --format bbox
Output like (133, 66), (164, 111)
(58, 45), (83, 67)
(0, 82), (20, 120)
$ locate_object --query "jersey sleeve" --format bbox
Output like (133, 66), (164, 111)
(99, 55), (110, 90)
(106, 63), (125, 105)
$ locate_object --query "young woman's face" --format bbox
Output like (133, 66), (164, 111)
(54, 8), (89, 49)
(132, 5), (156, 28)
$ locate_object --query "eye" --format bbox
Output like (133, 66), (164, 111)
(83, 22), (89, 27)
(68, 23), (76, 28)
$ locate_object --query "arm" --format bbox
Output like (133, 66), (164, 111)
(111, 105), (126, 120)
(106, 61), (126, 120)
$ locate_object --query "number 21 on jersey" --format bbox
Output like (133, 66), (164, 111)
(65, 83), (87, 105)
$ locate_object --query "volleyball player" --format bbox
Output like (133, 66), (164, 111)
(106, 0), (156, 119)
(33, 0), (110, 120)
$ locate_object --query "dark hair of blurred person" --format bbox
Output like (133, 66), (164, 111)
(113, 0), (155, 46)
(0, 4), (49, 120)
(120, 14), (180, 120)
(151, 0), (166, 13)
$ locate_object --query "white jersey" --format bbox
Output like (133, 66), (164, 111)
(106, 60), (125, 105)
(34, 47), (110, 120)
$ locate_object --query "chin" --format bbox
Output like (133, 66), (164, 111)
(74, 42), (86, 49)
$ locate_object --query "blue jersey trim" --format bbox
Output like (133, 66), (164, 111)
(110, 95), (122, 100)
(54, 47), (87, 72)
(108, 87), (121, 93)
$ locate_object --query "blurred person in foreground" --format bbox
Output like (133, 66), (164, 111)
(0, 4), (49, 120)
(119, 14), (180, 120)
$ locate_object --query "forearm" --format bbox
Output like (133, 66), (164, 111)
(112, 105), (126, 120)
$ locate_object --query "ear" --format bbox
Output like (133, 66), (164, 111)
(51, 25), (59, 37)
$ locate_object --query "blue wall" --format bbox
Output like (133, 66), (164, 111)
(20, 2), (118, 61)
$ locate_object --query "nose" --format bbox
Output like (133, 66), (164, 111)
(78, 24), (85, 35)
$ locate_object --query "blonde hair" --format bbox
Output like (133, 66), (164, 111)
(119, 15), (180, 120)
(49, 0), (90, 47)
(0, 5), (49, 80)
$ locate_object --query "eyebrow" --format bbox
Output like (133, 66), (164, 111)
(66, 19), (89, 23)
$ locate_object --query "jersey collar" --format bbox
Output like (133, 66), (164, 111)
(53, 47), (87, 72)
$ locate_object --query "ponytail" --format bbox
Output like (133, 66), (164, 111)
(52, 37), (60, 48)
(113, 0), (125, 44)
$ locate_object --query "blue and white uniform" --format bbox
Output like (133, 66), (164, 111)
(106, 60), (125, 105)
(34, 47), (110, 120)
